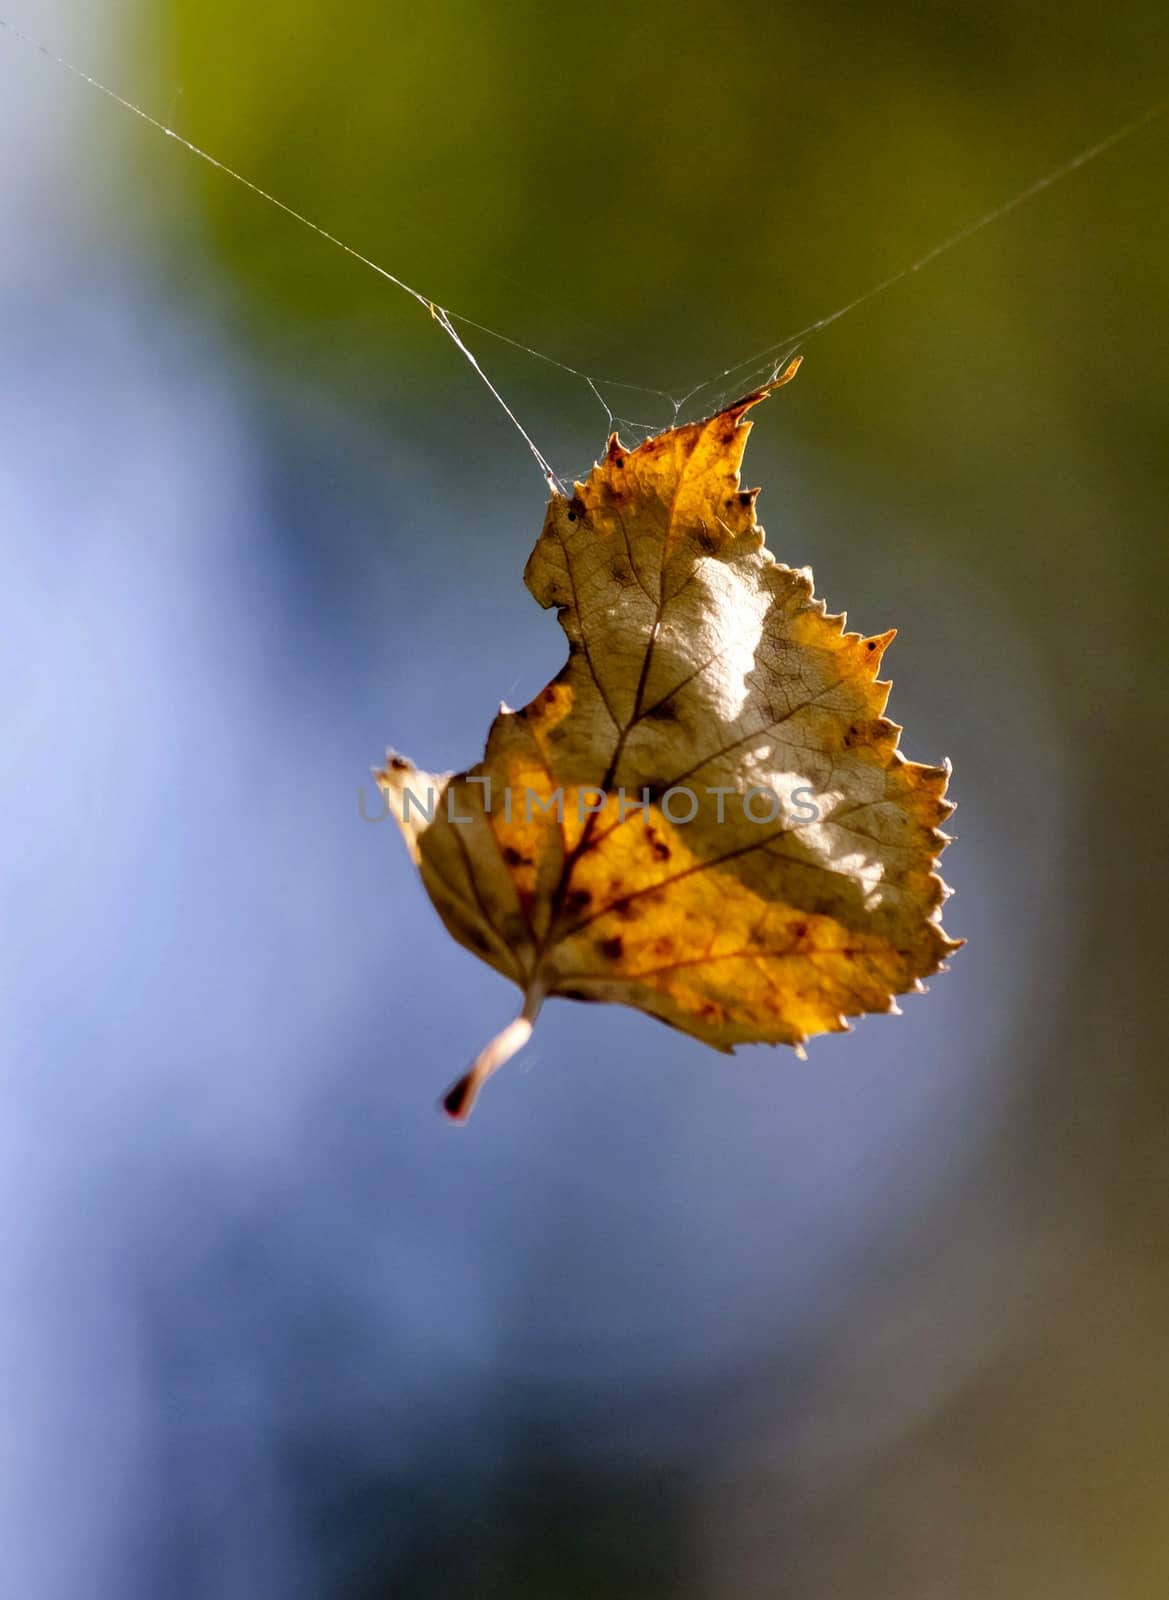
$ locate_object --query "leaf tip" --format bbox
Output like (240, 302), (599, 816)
(721, 354), (804, 423)
(770, 352), (803, 390)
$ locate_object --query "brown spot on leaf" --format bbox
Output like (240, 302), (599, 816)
(644, 826), (671, 862)
(564, 887), (593, 917)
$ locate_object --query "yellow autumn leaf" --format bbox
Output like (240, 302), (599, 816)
(377, 359), (959, 1118)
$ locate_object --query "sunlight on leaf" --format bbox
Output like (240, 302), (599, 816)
(377, 360), (960, 1119)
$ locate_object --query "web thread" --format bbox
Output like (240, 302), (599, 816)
(2, 14), (1167, 493)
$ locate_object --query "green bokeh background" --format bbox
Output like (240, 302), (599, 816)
(152, 0), (1169, 487)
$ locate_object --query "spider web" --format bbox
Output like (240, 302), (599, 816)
(3, 14), (1167, 495)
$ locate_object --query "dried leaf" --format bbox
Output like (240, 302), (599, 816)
(377, 359), (959, 1118)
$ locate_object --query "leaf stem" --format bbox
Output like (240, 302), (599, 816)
(442, 986), (545, 1123)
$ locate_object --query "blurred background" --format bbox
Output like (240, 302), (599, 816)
(2, 1), (1168, 1594)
